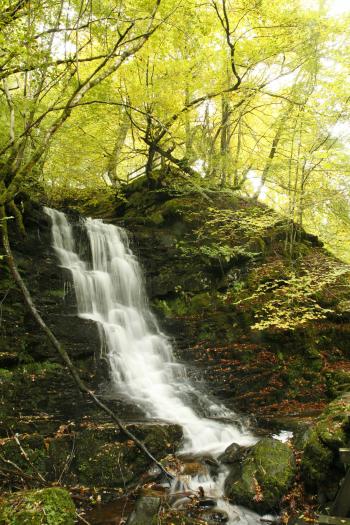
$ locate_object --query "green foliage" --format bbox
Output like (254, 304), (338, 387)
(198, 207), (281, 241)
(175, 205), (272, 266)
(1, 0), (350, 263)
(233, 256), (350, 331)
(0, 488), (76, 525)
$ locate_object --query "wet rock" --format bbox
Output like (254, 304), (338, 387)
(218, 442), (249, 465)
(224, 437), (296, 514)
(0, 487), (75, 525)
(200, 508), (229, 523)
(0, 204), (101, 363)
(0, 352), (18, 367)
(198, 498), (217, 508)
(126, 496), (160, 525)
(180, 461), (209, 477)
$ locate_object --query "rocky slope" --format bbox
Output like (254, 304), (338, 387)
(103, 172), (350, 425)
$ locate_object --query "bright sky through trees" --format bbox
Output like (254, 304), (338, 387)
(328, 0), (350, 15)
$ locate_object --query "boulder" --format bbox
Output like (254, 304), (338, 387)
(301, 392), (350, 502)
(218, 442), (249, 465)
(224, 437), (296, 514)
(0, 487), (75, 525)
(127, 496), (161, 525)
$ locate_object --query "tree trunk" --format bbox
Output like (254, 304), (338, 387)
(106, 111), (130, 186)
(220, 92), (231, 188)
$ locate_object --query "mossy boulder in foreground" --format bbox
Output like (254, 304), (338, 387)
(0, 487), (75, 525)
(224, 438), (296, 513)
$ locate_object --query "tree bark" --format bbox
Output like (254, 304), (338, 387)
(220, 92), (231, 187)
(106, 111), (130, 186)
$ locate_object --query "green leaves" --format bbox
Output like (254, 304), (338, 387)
(234, 257), (350, 331)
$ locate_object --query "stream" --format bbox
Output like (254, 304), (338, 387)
(45, 207), (264, 525)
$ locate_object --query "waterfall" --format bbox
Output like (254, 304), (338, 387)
(45, 207), (260, 524)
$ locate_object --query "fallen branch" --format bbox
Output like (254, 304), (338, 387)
(13, 433), (46, 483)
(0, 206), (174, 481)
(0, 452), (40, 484)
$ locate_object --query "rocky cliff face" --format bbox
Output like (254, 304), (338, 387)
(0, 201), (182, 494)
(0, 203), (114, 424)
(0, 203), (99, 363)
(105, 173), (350, 426)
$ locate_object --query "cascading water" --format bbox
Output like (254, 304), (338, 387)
(45, 207), (261, 525)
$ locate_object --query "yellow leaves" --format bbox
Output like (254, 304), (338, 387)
(244, 256), (350, 331)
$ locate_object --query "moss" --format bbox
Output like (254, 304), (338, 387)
(0, 368), (13, 380)
(225, 438), (296, 513)
(0, 434), (49, 481)
(47, 289), (66, 299)
(325, 370), (350, 397)
(74, 424), (182, 487)
(0, 488), (75, 525)
(301, 429), (333, 488)
(0, 424), (182, 489)
(148, 211), (164, 225)
(46, 436), (78, 484)
(301, 393), (350, 492)
(160, 197), (196, 219)
(16, 362), (61, 376)
(74, 429), (133, 486)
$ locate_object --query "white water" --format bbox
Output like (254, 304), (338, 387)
(45, 207), (260, 524)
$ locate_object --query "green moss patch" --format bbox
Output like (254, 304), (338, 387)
(225, 438), (296, 513)
(0, 488), (75, 525)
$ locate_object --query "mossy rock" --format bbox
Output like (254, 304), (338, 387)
(0, 434), (49, 482)
(74, 424), (182, 487)
(127, 495), (161, 525)
(0, 424), (182, 489)
(224, 438), (296, 513)
(301, 393), (350, 493)
(325, 370), (350, 398)
(0, 487), (75, 525)
(75, 431), (136, 486)
(301, 428), (333, 489)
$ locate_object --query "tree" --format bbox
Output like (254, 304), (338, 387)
(0, 0), (162, 223)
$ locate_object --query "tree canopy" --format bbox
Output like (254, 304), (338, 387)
(1, 0), (350, 260)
